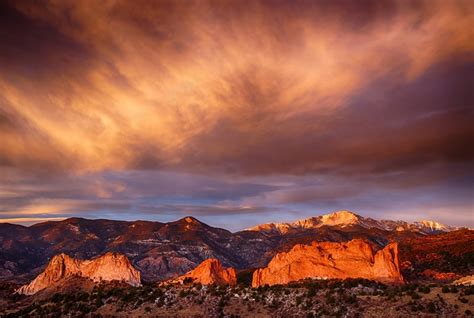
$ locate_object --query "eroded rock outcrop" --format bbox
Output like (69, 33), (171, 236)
(169, 258), (237, 286)
(252, 239), (402, 287)
(17, 252), (141, 295)
(454, 275), (474, 286)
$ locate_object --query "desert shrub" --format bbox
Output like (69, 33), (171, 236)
(464, 286), (474, 295)
(296, 296), (303, 306)
(441, 286), (450, 293)
(427, 302), (436, 313)
(411, 292), (421, 300)
(459, 297), (468, 304)
(418, 286), (430, 294)
(218, 297), (227, 308)
(307, 286), (317, 297)
(51, 293), (63, 303)
(465, 309), (472, 316)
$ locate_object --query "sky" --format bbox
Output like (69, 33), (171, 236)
(0, 0), (473, 231)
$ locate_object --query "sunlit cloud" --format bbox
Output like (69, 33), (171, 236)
(0, 0), (473, 229)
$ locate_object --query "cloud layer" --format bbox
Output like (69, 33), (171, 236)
(0, 0), (473, 229)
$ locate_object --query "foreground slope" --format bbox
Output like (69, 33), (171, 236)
(252, 239), (403, 287)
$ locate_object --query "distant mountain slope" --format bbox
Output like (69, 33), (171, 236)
(0, 216), (277, 281)
(399, 229), (474, 281)
(0, 211), (465, 282)
(247, 210), (456, 235)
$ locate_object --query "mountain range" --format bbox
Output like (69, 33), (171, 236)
(0, 211), (470, 282)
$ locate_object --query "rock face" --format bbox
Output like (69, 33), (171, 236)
(17, 252), (141, 295)
(454, 275), (474, 286)
(170, 259), (237, 286)
(252, 239), (403, 287)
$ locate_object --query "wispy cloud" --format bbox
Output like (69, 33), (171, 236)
(0, 0), (472, 229)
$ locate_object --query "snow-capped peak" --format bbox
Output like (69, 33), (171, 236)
(320, 210), (360, 226)
(413, 220), (451, 232)
(246, 211), (456, 235)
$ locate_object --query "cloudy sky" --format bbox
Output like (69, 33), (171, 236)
(0, 0), (473, 231)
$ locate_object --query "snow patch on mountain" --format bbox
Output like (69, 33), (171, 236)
(247, 211), (455, 235)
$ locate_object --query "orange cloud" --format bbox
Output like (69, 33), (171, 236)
(0, 0), (473, 175)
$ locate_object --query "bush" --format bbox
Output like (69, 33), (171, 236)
(296, 296), (303, 306)
(441, 286), (450, 293)
(459, 297), (468, 304)
(307, 286), (317, 297)
(465, 309), (472, 316)
(427, 302), (436, 313)
(464, 286), (474, 296)
(418, 286), (430, 294)
(411, 292), (421, 300)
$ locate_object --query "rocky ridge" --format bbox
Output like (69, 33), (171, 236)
(252, 239), (403, 287)
(17, 252), (141, 295)
(168, 258), (237, 286)
(248, 211), (456, 235)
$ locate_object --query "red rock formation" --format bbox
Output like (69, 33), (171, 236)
(252, 239), (403, 287)
(454, 275), (474, 286)
(17, 252), (141, 295)
(169, 258), (236, 286)
(421, 269), (460, 281)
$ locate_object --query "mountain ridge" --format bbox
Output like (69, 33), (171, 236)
(0, 211), (467, 282)
(0, 211), (459, 233)
(246, 210), (457, 235)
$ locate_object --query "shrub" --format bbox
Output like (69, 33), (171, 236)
(459, 297), (468, 304)
(411, 292), (421, 300)
(307, 287), (317, 297)
(427, 302), (436, 313)
(296, 296), (303, 306)
(418, 286), (430, 294)
(464, 286), (474, 296)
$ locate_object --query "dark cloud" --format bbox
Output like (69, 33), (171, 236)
(0, 0), (473, 229)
